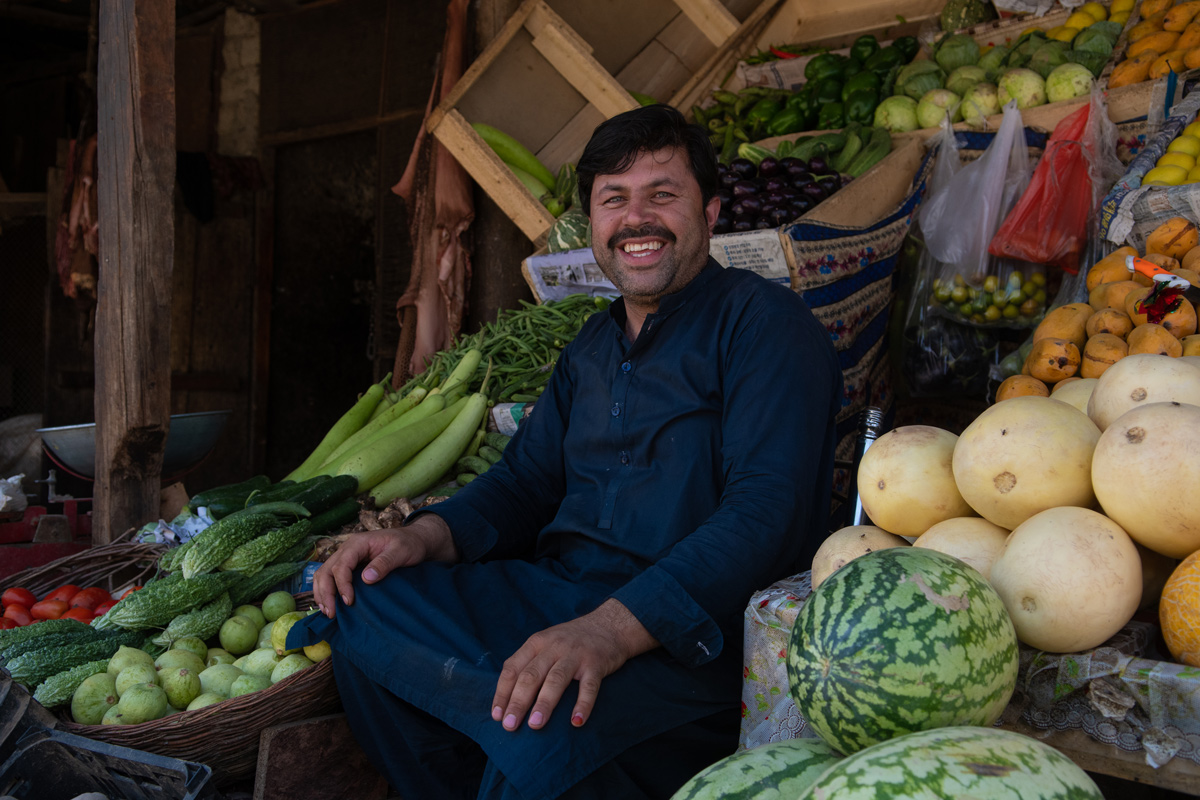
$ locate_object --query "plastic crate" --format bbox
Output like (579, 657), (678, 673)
(0, 727), (218, 800)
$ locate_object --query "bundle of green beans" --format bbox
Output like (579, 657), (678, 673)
(398, 294), (611, 403)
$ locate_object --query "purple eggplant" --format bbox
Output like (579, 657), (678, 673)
(816, 175), (840, 194)
(753, 216), (775, 230)
(808, 156), (829, 174)
(763, 176), (790, 193)
(732, 217), (754, 232)
(732, 179), (758, 198)
(720, 170), (741, 189)
(801, 182), (828, 202)
(757, 156), (781, 178)
(769, 207), (794, 226)
(729, 158), (757, 178)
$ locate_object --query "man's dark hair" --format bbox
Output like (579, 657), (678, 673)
(576, 104), (718, 216)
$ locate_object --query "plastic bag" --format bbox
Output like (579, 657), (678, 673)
(989, 86), (1126, 274)
(921, 100), (1032, 285)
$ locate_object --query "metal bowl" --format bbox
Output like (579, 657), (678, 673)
(37, 410), (233, 481)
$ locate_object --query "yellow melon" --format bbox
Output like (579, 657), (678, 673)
(1086, 352), (1200, 430)
(913, 517), (1010, 581)
(1160, 551), (1200, 666)
(856, 426), (976, 537)
(1092, 401), (1200, 558)
(952, 396), (1101, 530)
(988, 507), (1142, 653)
(810, 525), (910, 589)
(1136, 542), (1179, 610)
(1049, 377), (1099, 414)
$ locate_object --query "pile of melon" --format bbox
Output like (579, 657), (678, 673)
(998, 215), (1200, 404)
(828, 351), (1200, 668)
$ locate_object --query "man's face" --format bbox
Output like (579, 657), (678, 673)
(589, 147), (721, 310)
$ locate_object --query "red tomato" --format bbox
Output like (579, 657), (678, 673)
(0, 618), (16, 630)
(92, 600), (116, 617)
(119, 586), (142, 600)
(68, 586), (112, 612)
(3, 604), (32, 626)
(43, 584), (81, 604)
(30, 599), (69, 620)
(1, 587), (36, 609)
(60, 606), (95, 624)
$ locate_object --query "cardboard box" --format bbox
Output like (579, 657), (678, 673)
(428, 0), (774, 244)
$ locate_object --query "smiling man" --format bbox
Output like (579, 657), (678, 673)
(288, 104), (842, 800)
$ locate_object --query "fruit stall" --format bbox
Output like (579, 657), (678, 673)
(6, 0), (1200, 797)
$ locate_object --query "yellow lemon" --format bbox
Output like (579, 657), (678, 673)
(1048, 25), (1079, 41)
(1020, 26), (1044, 37)
(1110, 11), (1131, 26)
(1111, 0), (1135, 12)
(1159, 152), (1197, 171)
(1185, 120), (1200, 138)
(1168, 135), (1200, 157)
(1066, 11), (1098, 29)
(303, 640), (332, 662)
(1081, 2), (1108, 21)
(1143, 165), (1189, 186)
(1188, 165), (1200, 182)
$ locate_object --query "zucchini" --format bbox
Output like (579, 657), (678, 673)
(305, 498), (358, 537)
(188, 475), (272, 515)
(287, 474), (358, 516)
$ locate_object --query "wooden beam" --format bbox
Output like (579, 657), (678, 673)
(250, 147), (276, 475)
(672, 0), (739, 46)
(259, 108), (423, 147)
(0, 193), (47, 219)
(95, 0), (176, 544)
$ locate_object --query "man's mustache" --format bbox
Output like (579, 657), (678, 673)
(608, 226), (677, 250)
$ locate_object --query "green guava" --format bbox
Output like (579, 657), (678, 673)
(172, 636), (209, 662)
(107, 645), (155, 678)
(261, 591), (296, 622)
(229, 674), (272, 698)
(155, 648), (206, 677)
(271, 654), (314, 684)
(198, 663), (244, 697)
(206, 648), (236, 667)
(233, 604), (267, 630)
(71, 672), (119, 725)
(101, 704), (126, 725)
(240, 647), (283, 679)
(186, 692), (227, 711)
(257, 621), (275, 650)
(117, 683), (169, 724)
(161, 667), (202, 710)
(114, 663), (159, 698)
(220, 615), (259, 655)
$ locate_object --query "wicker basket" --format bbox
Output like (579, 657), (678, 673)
(6, 537), (342, 788)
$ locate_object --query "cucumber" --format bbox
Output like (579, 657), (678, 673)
(245, 476), (328, 507)
(287, 474), (359, 515)
(188, 475), (272, 516)
(307, 498), (359, 536)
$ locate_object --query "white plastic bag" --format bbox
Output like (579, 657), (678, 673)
(921, 101), (1031, 285)
(0, 474), (27, 513)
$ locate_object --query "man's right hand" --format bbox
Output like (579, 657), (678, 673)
(312, 514), (460, 617)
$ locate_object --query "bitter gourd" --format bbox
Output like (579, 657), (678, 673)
(219, 520), (312, 577)
(93, 571), (239, 632)
(0, 618), (93, 657)
(228, 561), (307, 607)
(32, 659), (110, 708)
(6, 631), (143, 687)
(151, 591), (232, 648)
(181, 512), (278, 578)
(269, 535), (318, 566)
(0, 628), (107, 663)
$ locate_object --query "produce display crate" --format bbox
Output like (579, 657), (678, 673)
(1100, 84), (1200, 250)
(739, 572), (1200, 795)
(752, 0), (946, 51)
(428, 0), (776, 243)
(3, 539), (341, 789)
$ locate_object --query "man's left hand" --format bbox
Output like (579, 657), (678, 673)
(491, 599), (658, 731)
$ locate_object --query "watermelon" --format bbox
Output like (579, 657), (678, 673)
(670, 738), (841, 800)
(787, 548), (1018, 755)
(797, 726), (1103, 799)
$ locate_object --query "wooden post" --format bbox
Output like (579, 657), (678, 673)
(94, 0), (175, 544)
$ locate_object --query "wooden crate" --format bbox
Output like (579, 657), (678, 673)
(754, 0), (946, 49)
(428, 0), (776, 244)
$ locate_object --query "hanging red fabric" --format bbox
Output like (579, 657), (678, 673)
(988, 103), (1092, 274)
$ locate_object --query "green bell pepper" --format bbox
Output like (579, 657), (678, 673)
(766, 107), (806, 137)
(842, 70), (881, 102)
(745, 97), (782, 125)
(813, 77), (843, 106)
(850, 35), (880, 63)
(864, 45), (904, 76)
(804, 52), (844, 83)
(892, 36), (919, 62)
(844, 89), (878, 126)
(817, 101), (845, 130)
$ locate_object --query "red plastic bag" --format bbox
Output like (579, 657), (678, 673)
(988, 103), (1092, 273)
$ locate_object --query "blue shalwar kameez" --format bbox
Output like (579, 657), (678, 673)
(288, 260), (843, 799)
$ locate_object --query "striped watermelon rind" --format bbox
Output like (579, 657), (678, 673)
(670, 738), (842, 800)
(797, 725), (1103, 800)
(787, 547), (1019, 755)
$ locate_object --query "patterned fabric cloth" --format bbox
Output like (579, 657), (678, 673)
(740, 572), (1200, 770)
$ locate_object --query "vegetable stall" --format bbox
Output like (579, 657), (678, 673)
(5, 0), (1200, 797)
